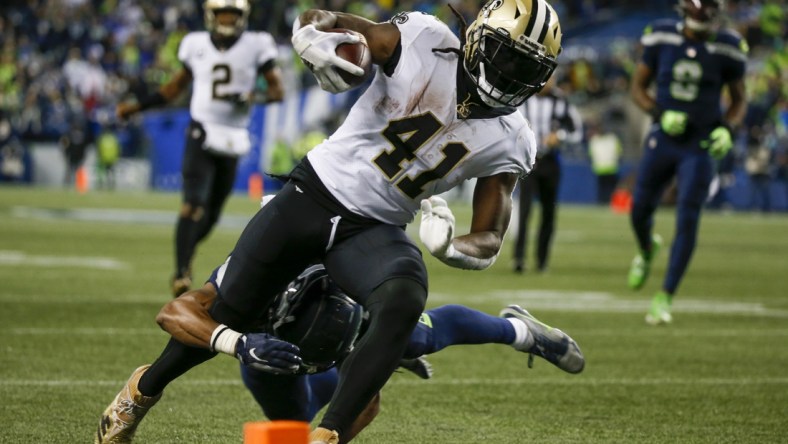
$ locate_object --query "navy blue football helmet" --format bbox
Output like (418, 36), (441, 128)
(677, 0), (724, 33)
(271, 265), (364, 374)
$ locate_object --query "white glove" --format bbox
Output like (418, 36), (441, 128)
(291, 24), (365, 94)
(419, 196), (455, 259)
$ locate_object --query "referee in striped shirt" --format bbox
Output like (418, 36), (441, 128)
(513, 75), (583, 273)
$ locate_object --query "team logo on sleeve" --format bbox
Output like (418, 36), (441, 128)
(390, 11), (409, 24)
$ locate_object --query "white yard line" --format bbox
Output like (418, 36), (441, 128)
(5, 328), (164, 335)
(10, 206), (251, 229)
(429, 291), (788, 318)
(0, 250), (128, 270)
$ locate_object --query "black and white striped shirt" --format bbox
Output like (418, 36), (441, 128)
(518, 91), (583, 156)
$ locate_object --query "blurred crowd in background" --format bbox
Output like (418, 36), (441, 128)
(0, 0), (786, 210)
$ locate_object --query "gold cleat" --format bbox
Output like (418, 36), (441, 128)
(95, 365), (162, 444)
(309, 427), (340, 444)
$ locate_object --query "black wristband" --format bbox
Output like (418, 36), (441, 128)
(138, 91), (166, 111)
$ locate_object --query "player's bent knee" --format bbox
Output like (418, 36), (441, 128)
(367, 278), (426, 325)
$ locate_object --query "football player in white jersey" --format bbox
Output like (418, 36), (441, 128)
(96, 1), (581, 443)
(115, 0), (284, 297)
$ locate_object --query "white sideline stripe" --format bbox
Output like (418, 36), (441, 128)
(0, 250), (128, 270)
(3, 291), (785, 318)
(0, 294), (171, 304)
(5, 328), (788, 337)
(11, 206), (251, 229)
(2, 377), (788, 387)
(5, 328), (163, 335)
(429, 291), (788, 318)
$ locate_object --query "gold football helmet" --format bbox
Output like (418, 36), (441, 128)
(204, 0), (250, 37)
(464, 0), (562, 107)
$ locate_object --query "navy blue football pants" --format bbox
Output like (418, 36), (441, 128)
(631, 129), (714, 294)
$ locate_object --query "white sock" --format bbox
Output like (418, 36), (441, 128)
(507, 317), (534, 350)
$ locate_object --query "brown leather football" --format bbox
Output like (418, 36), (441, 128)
(328, 28), (373, 88)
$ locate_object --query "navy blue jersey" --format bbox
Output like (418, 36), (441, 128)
(641, 19), (747, 131)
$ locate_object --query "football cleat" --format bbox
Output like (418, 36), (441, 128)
(95, 365), (162, 444)
(398, 356), (433, 380)
(171, 273), (192, 298)
(645, 291), (673, 326)
(309, 427), (339, 444)
(500, 305), (585, 374)
(627, 234), (663, 290)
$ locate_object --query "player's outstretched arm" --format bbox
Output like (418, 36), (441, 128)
(156, 285), (302, 374)
(420, 173), (517, 270)
(156, 284), (221, 349)
(116, 68), (192, 120)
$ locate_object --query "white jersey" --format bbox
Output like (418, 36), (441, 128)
(178, 31), (276, 154)
(307, 12), (535, 226)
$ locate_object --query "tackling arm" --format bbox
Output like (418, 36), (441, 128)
(156, 284), (220, 349)
(157, 284), (302, 373)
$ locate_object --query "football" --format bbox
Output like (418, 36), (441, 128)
(327, 28), (373, 88)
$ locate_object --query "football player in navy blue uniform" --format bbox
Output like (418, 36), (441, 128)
(96, 260), (584, 443)
(628, 0), (747, 325)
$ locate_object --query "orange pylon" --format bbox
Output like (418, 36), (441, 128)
(248, 172), (264, 201)
(610, 189), (632, 213)
(243, 421), (309, 444)
(75, 166), (88, 194)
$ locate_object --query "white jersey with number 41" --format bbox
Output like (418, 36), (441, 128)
(307, 12), (536, 226)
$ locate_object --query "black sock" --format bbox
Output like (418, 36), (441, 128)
(137, 338), (216, 396)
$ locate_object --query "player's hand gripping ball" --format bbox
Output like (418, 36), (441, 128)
(327, 28), (373, 89)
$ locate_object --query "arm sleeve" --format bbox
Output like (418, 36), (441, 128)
(177, 34), (192, 71)
(720, 34), (748, 83)
(639, 24), (659, 70)
(389, 12), (458, 81)
(255, 32), (279, 67)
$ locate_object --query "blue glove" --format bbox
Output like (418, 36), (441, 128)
(700, 126), (733, 159)
(235, 333), (302, 375)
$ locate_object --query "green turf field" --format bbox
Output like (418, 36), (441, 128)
(1, 186), (786, 443)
